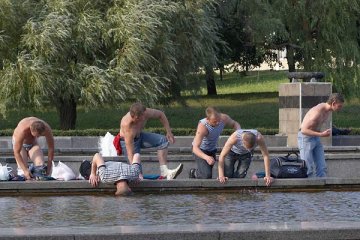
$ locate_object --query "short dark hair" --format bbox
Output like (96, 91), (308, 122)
(327, 93), (344, 104)
(130, 102), (146, 118)
(243, 132), (257, 149)
(79, 160), (91, 180)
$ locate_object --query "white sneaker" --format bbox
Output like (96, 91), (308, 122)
(17, 168), (25, 177)
(166, 163), (183, 180)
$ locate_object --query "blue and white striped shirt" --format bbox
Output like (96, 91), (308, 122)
(231, 129), (258, 154)
(198, 118), (225, 152)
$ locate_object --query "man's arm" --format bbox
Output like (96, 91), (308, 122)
(257, 133), (273, 186)
(146, 108), (175, 144)
(222, 114), (241, 130)
(301, 107), (331, 137)
(301, 118), (331, 137)
(192, 123), (215, 165)
(123, 126), (136, 164)
(218, 132), (237, 183)
(89, 153), (103, 187)
(44, 123), (55, 175)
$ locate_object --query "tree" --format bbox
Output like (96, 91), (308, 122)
(246, 0), (360, 95)
(0, 0), (224, 128)
(216, 0), (267, 76)
(0, 0), (174, 129)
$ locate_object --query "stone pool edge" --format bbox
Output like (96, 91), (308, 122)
(0, 221), (359, 240)
(0, 178), (360, 195)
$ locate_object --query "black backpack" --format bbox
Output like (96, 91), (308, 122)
(270, 152), (308, 178)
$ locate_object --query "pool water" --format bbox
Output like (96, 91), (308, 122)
(0, 191), (359, 228)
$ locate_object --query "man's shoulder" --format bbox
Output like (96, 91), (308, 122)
(120, 113), (131, 124)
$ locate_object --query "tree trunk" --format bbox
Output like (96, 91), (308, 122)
(219, 64), (224, 81)
(205, 65), (217, 95)
(57, 96), (77, 130)
(170, 77), (182, 98)
(286, 45), (296, 73)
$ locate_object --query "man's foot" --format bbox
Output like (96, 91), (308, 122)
(189, 168), (196, 179)
(166, 163), (183, 180)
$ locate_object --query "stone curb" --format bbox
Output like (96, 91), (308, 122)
(0, 221), (359, 240)
(0, 178), (359, 195)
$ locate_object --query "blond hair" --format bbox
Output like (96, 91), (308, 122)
(30, 121), (46, 135)
(205, 106), (221, 119)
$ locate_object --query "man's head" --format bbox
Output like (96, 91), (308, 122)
(242, 132), (257, 150)
(30, 121), (46, 137)
(327, 93), (344, 112)
(79, 160), (91, 180)
(130, 102), (146, 122)
(206, 107), (221, 126)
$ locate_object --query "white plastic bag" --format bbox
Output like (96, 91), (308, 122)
(0, 163), (12, 181)
(99, 132), (117, 157)
(51, 161), (76, 181)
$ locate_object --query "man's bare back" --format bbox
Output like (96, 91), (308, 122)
(13, 117), (44, 145)
(12, 117), (54, 179)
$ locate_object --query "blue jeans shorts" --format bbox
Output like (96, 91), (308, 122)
(120, 132), (169, 161)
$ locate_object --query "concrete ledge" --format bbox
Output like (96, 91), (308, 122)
(0, 135), (288, 151)
(1, 151), (360, 179)
(0, 178), (360, 195)
(0, 221), (359, 240)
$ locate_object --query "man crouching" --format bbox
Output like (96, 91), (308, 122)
(80, 153), (142, 196)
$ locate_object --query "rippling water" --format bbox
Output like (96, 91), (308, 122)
(0, 191), (359, 228)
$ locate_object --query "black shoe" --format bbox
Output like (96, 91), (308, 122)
(189, 168), (196, 179)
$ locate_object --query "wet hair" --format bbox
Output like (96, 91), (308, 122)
(130, 102), (146, 118)
(205, 106), (221, 119)
(30, 121), (46, 135)
(327, 93), (344, 104)
(79, 160), (92, 180)
(242, 132), (257, 149)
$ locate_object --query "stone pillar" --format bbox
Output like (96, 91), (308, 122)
(279, 82), (332, 147)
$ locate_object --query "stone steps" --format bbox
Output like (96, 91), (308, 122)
(1, 151), (360, 179)
(1, 136), (360, 179)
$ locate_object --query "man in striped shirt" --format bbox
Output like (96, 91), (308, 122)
(217, 130), (273, 186)
(80, 153), (142, 196)
(189, 107), (241, 179)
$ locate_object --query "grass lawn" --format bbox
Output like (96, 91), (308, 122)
(1, 70), (359, 134)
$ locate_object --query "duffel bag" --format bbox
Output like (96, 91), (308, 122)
(270, 152), (308, 178)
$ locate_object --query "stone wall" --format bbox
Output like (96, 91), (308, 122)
(279, 82), (332, 147)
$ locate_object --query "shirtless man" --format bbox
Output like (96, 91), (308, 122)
(189, 107), (241, 179)
(217, 129), (273, 186)
(12, 117), (55, 180)
(298, 93), (344, 177)
(118, 102), (183, 180)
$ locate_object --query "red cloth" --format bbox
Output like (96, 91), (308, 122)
(113, 133), (122, 155)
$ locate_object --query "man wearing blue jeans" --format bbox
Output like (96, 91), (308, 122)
(189, 107), (240, 179)
(218, 129), (273, 186)
(118, 102), (183, 180)
(298, 93), (344, 177)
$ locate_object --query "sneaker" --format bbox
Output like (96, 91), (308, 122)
(166, 163), (183, 180)
(189, 168), (196, 179)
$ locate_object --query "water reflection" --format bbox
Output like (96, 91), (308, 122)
(0, 191), (359, 228)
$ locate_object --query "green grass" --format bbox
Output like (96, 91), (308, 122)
(1, 70), (360, 135)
